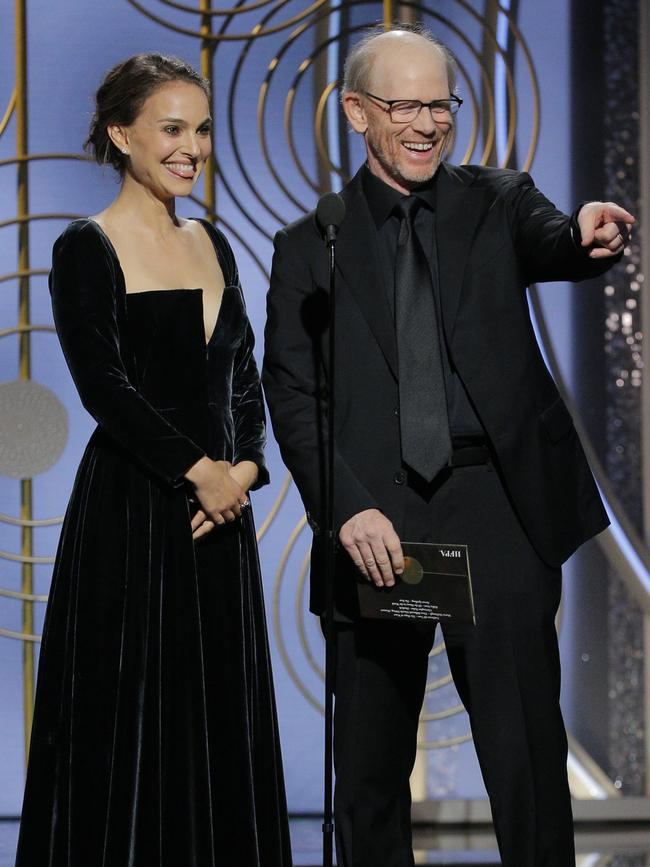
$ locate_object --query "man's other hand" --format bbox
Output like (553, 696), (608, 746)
(339, 509), (404, 588)
(578, 201), (635, 259)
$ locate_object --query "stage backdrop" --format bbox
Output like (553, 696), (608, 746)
(1, 0), (647, 826)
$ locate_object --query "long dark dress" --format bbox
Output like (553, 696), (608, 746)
(15, 219), (293, 867)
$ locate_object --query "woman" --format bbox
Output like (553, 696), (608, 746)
(16, 54), (292, 866)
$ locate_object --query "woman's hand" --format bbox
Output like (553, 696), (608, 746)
(186, 459), (259, 540)
(229, 460), (258, 493)
(191, 508), (214, 541)
(185, 456), (246, 526)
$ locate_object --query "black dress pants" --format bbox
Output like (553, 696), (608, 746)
(331, 461), (575, 867)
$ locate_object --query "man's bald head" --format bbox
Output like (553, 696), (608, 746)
(341, 25), (458, 193)
(342, 25), (458, 99)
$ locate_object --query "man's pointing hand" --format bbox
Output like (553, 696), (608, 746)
(578, 201), (635, 259)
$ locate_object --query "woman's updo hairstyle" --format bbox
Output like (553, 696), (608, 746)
(85, 53), (210, 175)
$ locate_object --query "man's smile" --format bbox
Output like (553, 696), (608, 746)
(401, 141), (434, 152)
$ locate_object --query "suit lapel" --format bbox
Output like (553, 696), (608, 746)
(335, 174), (399, 379)
(435, 163), (490, 339)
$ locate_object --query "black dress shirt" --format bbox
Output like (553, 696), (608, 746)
(361, 164), (484, 438)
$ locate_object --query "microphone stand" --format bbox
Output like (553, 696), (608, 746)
(315, 191), (344, 867)
(322, 223), (337, 867)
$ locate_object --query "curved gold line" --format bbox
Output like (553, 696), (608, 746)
(388, 0), (533, 168)
(295, 546), (324, 680)
(495, 0), (540, 171)
(429, 639), (447, 658)
(502, 65), (517, 168)
(155, 0), (277, 15)
(0, 268), (49, 284)
(284, 88), (307, 186)
(0, 213), (80, 229)
(0, 153), (88, 168)
(187, 195), (273, 276)
(0, 628), (41, 642)
(528, 286), (650, 581)
(15, 0), (36, 759)
(263, 16), (336, 206)
(0, 89), (17, 138)
(477, 1), (499, 165)
(123, 0), (327, 41)
(501, 85), (517, 169)
(458, 65), (484, 165)
(219, 5), (306, 230)
(277, 31), (336, 192)
(418, 733), (473, 750)
(283, 87), (319, 197)
(258, 81), (306, 213)
(257, 11), (348, 202)
(272, 515), (323, 713)
(256, 471), (292, 542)
(425, 0), (539, 169)
(0, 324), (55, 338)
(0, 512), (63, 527)
(420, 703), (466, 722)
(0, 587), (48, 602)
(279, 30), (345, 192)
(0, 549), (55, 565)
(478, 73), (497, 167)
(255, 11), (319, 216)
(314, 81), (344, 183)
(199, 0), (216, 222)
(0, 627), (41, 643)
(420, 9), (497, 164)
(425, 673), (453, 692)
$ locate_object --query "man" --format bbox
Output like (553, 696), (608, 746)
(263, 25), (634, 867)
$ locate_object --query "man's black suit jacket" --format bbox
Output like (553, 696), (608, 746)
(263, 163), (611, 618)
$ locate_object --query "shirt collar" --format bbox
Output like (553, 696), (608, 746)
(361, 163), (438, 229)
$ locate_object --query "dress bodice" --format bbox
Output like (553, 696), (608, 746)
(125, 283), (249, 460)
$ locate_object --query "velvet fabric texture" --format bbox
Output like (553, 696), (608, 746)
(15, 219), (292, 867)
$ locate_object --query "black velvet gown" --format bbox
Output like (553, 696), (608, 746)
(15, 219), (293, 867)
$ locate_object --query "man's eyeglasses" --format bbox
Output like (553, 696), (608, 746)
(363, 91), (463, 123)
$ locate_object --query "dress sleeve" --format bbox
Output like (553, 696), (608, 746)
(231, 310), (270, 490)
(50, 221), (206, 487)
(214, 229), (269, 489)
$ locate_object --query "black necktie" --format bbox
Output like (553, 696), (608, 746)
(395, 196), (451, 482)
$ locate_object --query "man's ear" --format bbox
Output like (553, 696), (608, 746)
(342, 92), (368, 134)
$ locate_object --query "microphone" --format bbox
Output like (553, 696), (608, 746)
(316, 192), (346, 245)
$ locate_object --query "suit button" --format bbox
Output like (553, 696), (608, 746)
(393, 470), (406, 485)
(393, 406), (399, 417)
